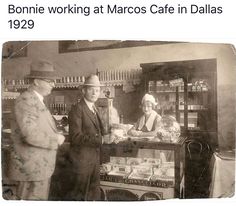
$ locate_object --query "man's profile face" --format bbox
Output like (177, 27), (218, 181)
(83, 86), (100, 103)
(34, 79), (55, 96)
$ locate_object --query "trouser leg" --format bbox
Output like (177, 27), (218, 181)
(87, 161), (101, 201)
(71, 169), (91, 200)
(16, 179), (51, 200)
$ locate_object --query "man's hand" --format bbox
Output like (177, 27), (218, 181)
(130, 130), (142, 137)
(57, 134), (65, 145)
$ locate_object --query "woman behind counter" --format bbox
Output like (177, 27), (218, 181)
(127, 94), (163, 159)
(128, 93), (162, 138)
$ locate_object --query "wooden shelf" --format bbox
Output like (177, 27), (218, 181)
(179, 109), (208, 112)
(149, 90), (209, 94)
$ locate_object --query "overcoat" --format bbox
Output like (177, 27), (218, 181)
(8, 88), (59, 181)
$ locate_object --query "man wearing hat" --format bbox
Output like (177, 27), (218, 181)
(8, 59), (65, 200)
(68, 74), (105, 200)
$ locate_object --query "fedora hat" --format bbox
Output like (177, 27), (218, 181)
(26, 59), (57, 80)
(83, 74), (104, 87)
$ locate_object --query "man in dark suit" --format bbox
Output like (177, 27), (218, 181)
(68, 74), (105, 200)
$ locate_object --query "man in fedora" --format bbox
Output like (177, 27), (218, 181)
(68, 74), (105, 200)
(8, 59), (65, 200)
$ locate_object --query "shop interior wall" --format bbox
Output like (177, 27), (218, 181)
(1, 41), (236, 149)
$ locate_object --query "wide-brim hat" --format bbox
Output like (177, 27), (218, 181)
(83, 74), (104, 87)
(25, 59), (58, 80)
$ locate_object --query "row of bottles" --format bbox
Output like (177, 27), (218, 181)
(186, 80), (209, 92)
(2, 75), (87, 86)
(148, 80), (209, 93)
(149, 81), (176, 93)
(55, 76), (85, 84)
(2, 79), (30, 86)
(49, 103), (68, 115)
(98, 69), (142, 82)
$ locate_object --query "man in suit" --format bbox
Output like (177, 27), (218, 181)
(8, 59), (65, 200)
(68, 74), (105, 200)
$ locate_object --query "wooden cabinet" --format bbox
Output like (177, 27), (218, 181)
(140, 59), (217, 147)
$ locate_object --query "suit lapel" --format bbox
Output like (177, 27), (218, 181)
(82, 99), (100, 130)
(45, 110), (58, 132)
(30, 89), (57, 132)
(96, 111), (104, 135)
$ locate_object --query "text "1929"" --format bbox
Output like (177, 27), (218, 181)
(8, 19), (34, 29)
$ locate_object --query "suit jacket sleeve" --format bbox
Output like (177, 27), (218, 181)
(69, 104), (101, 147)
(15, 97), (58, 150)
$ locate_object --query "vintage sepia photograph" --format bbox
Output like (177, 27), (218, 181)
(1, 40), (235, 201)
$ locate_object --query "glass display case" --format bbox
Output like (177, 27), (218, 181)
(100, 137), (186, 200)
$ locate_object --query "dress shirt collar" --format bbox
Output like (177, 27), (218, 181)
(33, 90), (44, 105)
(84, 98), (96, 113)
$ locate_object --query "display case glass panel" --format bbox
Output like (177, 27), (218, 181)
(100, 138), (185, 200)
